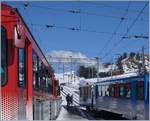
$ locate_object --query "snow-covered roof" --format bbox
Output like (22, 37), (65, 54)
(79, 72), (138, 86)
(97, 72), (138, 82)
(79, 78), (98, 86)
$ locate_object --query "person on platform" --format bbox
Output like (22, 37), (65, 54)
(70, 94), (73, 106)
(66, 94), (70, 106)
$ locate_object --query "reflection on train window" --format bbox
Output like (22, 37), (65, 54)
(147, 82), (149, 100)
(105, 85), (109, 96)
(48, 77), (53, 94)
(137, 81), (144, 100)
(1, 26), (7, 86)
(126, 88), (131, 98)
(87, 86), (91, 97)
(18, 48), (26, 87)
(125, 84), (131, 98)
(32, 51), (38, 71)
(32, 54), (53, 94)
(110, 86), (114, 97)
(85, 87), (88, 96)
(119, 86), (124, 97)
(98, 86), (102, 96)
(32, 51), (39, 89)
(83, 87), (86, 96)
(114, 85), (119, 97)
(80, 88), (82, 96)
(102, 86), (106, 96)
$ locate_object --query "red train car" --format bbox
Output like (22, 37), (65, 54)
(1, 3), (61, 120)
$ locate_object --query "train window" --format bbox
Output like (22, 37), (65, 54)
(45, 77), (48, 92)
(32, 51), (38, 72)
(105, 85), (109, 96)
(147, 82), (149, 101)
(82, 88), (84, 96)
(47, 77), (52, 94)
(1, 26), (8, 86)
(102, 86), (105, 96)
(32, 51), (39, 89)
(80, 87), (82, 96)
(137, 81), (144, 100)
(18, 48), (26, 87)
(98, 85), (101, 96)
(115, 84), (120, 97)
(89, 86), (91, 97)
(87, 86), (89, 96)
(124, 83), (131, 98)
(47, 73), (52, 93)
(119, 85), (124, 97)
(33, 72), (36, 87)
(85, 87), (88, 96)
(109, 85), (115, 97)
(84, 87), (87, 96)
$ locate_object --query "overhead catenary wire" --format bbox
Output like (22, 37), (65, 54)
(99, 1), (131, 56)
(10, 2), (148, 37)
(81, 1), (148, 15)
(102, 2), (148, 60)
(14, 2), (148, 22)
(10, 2), (148, 62)
(30, 23), (126, 36)
(23, 2), (47, 54)
(23, 3), (33, 32)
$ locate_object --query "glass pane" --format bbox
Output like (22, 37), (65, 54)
(18, 49), (26, 87)
(125, 84), (131, 98)
(137, 81), (144, 100)
(32, 51), (39, 89)
(119, 86), (124, 97)
(1, 26), (7, 86)
(32, 52), (38, 71)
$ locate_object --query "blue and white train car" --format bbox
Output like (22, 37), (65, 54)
(79, 73), (149, 120)
(79, 78), (97, 109)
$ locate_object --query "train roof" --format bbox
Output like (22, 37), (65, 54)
(96, 73), (149, 85)
(80, 72), (149, 86)
(79, 78), (98, 86)
(2, 3), (54, 74)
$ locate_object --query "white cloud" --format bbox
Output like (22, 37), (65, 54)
(46, 50), (99, 66)
(48, 50), (87, 59)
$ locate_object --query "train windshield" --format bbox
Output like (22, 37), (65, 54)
(1, 26), (7, 86)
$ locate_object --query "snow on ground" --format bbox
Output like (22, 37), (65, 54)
(56, 106), (87, 120)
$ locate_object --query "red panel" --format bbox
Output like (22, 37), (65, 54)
(1, 23), (19, 120)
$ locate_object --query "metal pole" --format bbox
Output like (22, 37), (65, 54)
(142, 46), (145, 73)
(63, 63), (64, 80)
(110, 56), (113, 77)
(70, 56), (72, 82)
(95, 57), (99, 81)
(74, 62), (76, 82)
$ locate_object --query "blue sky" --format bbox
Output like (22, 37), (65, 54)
(6, 1), (149, 63)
